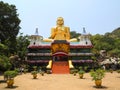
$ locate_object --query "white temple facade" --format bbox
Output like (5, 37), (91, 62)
(79, 28), (92, 45)
(29, 28), (43, 46)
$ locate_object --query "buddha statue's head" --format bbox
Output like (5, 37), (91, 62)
(56, 17), (64, 26)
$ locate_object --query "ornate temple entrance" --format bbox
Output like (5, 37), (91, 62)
(52, 53), (69, 74)
(52, 52), (68, 61)
(51, 40), (70, 73)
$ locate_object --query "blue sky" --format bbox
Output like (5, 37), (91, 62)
(1, 0), (120, 38)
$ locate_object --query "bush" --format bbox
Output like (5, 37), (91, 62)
(0, 55), (12, 71)
(78, 67), (85, 74)
(70, 69), (78, 74)
(117, 70), (120, 73)
(90, 69), (105, 80)
(78, 70), (85, 74)
(4, 70), (18, 79)
(33, 66), (37, 71)
(31, 71), (38, 75)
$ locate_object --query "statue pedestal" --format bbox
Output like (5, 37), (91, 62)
(51, 40), (70, 62)
(51, 40), (70, 54)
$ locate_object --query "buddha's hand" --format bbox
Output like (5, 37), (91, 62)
(50, 32), (56, 39)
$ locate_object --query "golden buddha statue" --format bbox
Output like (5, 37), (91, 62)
(50, 17), (70, 40)
(43, 17), (77, 42)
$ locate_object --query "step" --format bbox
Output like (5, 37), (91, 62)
(52, 61), (69, 74)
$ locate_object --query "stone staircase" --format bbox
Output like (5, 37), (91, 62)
(52, 61), (69, 74)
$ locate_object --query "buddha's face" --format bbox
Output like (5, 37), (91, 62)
(57, 17), (64, 26)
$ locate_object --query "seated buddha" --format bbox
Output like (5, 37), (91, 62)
(43, 17), (77, 42)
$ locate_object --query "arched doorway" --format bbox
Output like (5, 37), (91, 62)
(52, 52), (68, 62)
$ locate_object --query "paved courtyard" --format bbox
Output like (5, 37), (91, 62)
(0, 72), (120, 90)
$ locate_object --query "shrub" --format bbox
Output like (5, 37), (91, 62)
(31, 71), (38, 75)
(0, 55), (12, 71)
(4, 70), (18, 79)
(90, 69), (105, 80)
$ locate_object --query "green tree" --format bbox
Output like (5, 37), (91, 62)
(91, 34), (103, 51)
(91, 28), (120, 58)
(111, 27), (120, 38)
(108, 49), (120, 57)
(0, 43), (8, 55)
(114, 38), (120, 49)
(0, 55), (12, 71)
(70, 31), (81, 40)
(0, 1), (21, 54)
(16, 33), (30, 60)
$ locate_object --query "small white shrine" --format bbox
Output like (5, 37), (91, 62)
(29, 28), (43, 45)
(79, 28), (92, 45)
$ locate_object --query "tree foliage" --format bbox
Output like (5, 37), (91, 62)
(16, 33), (30, 60)
(0, 55), (12, 71)
(0, 1), (21, 54)
(111, 27), (120, 38)
(0, 43), (8, 55)
(91, 27), (120, 57)
(70, 31), (81, 39)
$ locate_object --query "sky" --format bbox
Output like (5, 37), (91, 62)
(1, 0), (120, 38)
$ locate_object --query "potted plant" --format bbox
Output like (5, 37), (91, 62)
(70, 69), (78, 76)
(23, 69), (28, 74)
(78, 67), (85, 79)
(73, 69), (78, 76)
(31, 71), (38, 79)
(109, 69), (113, 73)
(46, 69), (52, 74)
(117, 70), (120, 73)
(4, 70), (18, 88)
(90, 69), (105, 88)
(33, 66), (37, 71)
(84, 66), (88, 72)
(40, 71), (44, 76)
